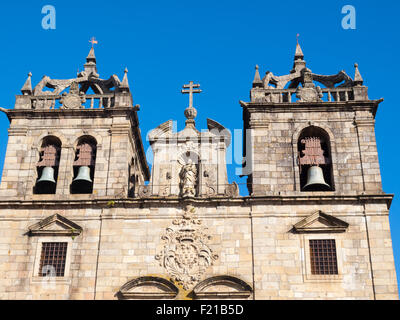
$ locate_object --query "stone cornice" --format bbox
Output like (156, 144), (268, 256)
(354, 118), (376, 127)
(240, 99), (383, 118)
(8, 127), (28, 136)
(0, 193), (393, 209)
(4, 106), (140, 120)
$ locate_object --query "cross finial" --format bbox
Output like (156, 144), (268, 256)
(296, 33), (300, 44)
(181, 81), (202, 109)
(89, 37), (98, 48)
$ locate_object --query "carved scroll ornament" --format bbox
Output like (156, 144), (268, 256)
(155, 205), (218, 290)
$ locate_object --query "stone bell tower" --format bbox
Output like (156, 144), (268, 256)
(240, 41), (398, 299)
(0, 45), (149, 200)
(241, 41), (384, 195)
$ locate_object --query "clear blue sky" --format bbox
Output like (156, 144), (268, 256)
(0, 0), (399, 289)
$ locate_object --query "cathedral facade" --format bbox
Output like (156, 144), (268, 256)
(0, 43), (397, 300)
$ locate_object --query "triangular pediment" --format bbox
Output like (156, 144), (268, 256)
(293, 211), (349, 233)
(28, 214), (82, 237)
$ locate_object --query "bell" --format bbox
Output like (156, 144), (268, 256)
(73, 166), (92, 183)
(303, 166), (331, 191)
(37, 166), (56, 185)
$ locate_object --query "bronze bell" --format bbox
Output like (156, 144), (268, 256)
(303, 166), (330, 191)
(73, 166), (92, 183)
(37, 166), (56, 185)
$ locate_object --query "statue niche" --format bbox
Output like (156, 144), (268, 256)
(179, 154), (199, 198)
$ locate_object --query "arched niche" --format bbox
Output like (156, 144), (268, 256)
(178, 150), (200, 197)
(192, 276), (253, 299)
(116, 276), (179, 300)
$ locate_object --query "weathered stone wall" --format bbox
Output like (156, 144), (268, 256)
(0, 200), (396, 300)
(245, 106), (382, 195)
(0, 110), (146, 200)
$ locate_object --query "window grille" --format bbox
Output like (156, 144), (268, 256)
(309, 239), (338, 275)
(39, 242), (68, 277)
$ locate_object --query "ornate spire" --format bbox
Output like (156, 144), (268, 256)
(252, 65), (263, 88)
(87, 37), (98, 64)
(353, 63), (364, 86)
(86, 47), (96, 64)
(119, 68), (130, 92)
(294, 43), (304, 60)
(21, 72), (32, 95)
(295, 41), (304, 60)
(292, 35), (306, 73)
(84, 39), (98, 77)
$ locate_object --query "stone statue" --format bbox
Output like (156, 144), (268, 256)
(180, 159), (197, 197)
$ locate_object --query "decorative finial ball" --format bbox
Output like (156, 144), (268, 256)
(124, 68), (128, 73)
(28, 72), (32, 77)
(355, 63), (359, 68)
(184, 106), (197, 120)
(255, 65), (259, 70)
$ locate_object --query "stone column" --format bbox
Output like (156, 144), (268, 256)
(56, 145), (74, 197)
(105, 124), (131, 197)
(354, 110), (383, 193)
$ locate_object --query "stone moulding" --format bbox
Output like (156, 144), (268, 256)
(192, 275), (253, 299)
(0, 192), (393, 210)
(27, 213), (82, 237)
(293, 210), (349, 234)
(116, 276), (179, 300)
(239, 99), (384, 122)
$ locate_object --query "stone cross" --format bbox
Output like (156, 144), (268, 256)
(181, 81), (202, 108)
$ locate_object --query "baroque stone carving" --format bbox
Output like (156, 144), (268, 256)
(155, 205), (218, 290)
(203, 168), (216, 197)
(296, 86), (323, 102)
(159, 166), (171, 196)
(224, 182), (239, 198)
(60, 82), (86, 109)
(138, 185), (151, 198)
(33, 76), (77, 96)
(179, 159), (198, 198)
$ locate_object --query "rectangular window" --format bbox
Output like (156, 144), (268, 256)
(309, 239), (338, 275)
(38, 242), (68, 277)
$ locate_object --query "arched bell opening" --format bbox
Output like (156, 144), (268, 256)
(34, 136), (62, 194)
(71, 136), (97, 194)
(298, 126), (334, 192)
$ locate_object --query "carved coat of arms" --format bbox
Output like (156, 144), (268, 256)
(60, 82), (86, 109)
(155, 205), (218, 290)
(296, 86), (323, 102)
